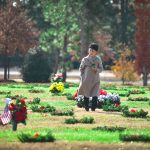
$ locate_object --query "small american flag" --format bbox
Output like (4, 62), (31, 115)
(0, 107), (12, 125)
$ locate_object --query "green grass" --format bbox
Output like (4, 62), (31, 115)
(121, 101), (149, 109)
(1, 127), (150, 143)
(0, 83), (150, 144)
(40, 101), (76, 109)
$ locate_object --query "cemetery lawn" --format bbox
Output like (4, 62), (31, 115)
(0, 82), (150, 149)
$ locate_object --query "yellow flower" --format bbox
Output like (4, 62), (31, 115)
(49, 82), (64, 93)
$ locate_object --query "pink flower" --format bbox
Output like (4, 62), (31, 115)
(130, 108), (137, 113)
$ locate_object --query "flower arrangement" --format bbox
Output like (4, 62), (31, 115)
(128, 97), (149, 101)
(120, 133), (150, 142)
(101, 83), (117, 90)
(99, 89), (107, 95)
(28, 97), (41, 104)
(122, 108), (148, 118)
(98, 93), (120, 105)
(75, 89), (121, 109)
(31, 104), (55, 113)
(8, 97), (27, 131)
(49, 82), (64, 93)
(51, 73), (63, 83)
(129, 89), (145, 94)
(51, 109), (74, 116)
(0, 90), (11, 95)
(93, 126), (126, 132)
(18, 132), (55, 142)
(73, 89), (78, 99)
(9, 94), (27, 100)
(102, 103), (127, 112)
(28, 87), (45, 93)
(117, 91), (130, 97)
(64, 116), (94, 124)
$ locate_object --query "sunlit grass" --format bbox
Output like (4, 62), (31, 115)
(1, 127), (150, 143)
(122, 101), (149, 109)
(0, 83), (150, 144)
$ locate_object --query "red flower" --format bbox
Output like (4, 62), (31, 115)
(114, 103), (120, 107)
(100, 89), (107, 95)
(39, 106), (45, 110)
(130, 108), (137, 113)
(133, 90), (139, 93)
(15, 110), (27, 122)
(20, 99), (25, 105)
(33, 133), (40, 138)
(73, 89), (78, 99)
(8, 103), (16, 110)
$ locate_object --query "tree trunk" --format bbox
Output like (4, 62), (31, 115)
(80, 23), (89, 58)
(121, 0), (128, 44)
(7, 57), (10, 79)
(122, 76), (125, 85)
(3, 53), (8, 81)
(79, 6), (89, 58)
(62, 34), (68, 82)
(142, 65), (148, 86)
(53, 50), (59, 74)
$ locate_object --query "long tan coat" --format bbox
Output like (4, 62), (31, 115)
(78, 55), (103, 97)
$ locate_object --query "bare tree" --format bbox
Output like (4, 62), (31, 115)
(0, 0), (38, 80)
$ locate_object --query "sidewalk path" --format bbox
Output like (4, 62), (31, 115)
(0, 68), (149, 85)
(66, 69), (118, 83)
(0, 68), (117, 82)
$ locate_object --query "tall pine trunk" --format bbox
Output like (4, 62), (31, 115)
(53, 50), (59, 74)
(142, 65), (148, 86)
(3, 53), (8, 81)
(121, 0), (128, 44)
(79, 6), (89, 58)
(62, 34), (68, 82)
(80, 23), (89, 58)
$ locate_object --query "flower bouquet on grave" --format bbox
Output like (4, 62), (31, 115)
(49, 82), (64, 93)
(18, 132), (55, 142)
(51, 73), (63, 83)
(8, 98), (27, 131)
(122, 108), (148, 118)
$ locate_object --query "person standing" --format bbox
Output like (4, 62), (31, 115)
(78, 43), (103, 111)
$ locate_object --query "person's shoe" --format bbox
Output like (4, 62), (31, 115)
(91, 108), (95, 111)
(85, 108), (89, 111)
(84, 97), (89, 111)
(91, 96), (98, 111)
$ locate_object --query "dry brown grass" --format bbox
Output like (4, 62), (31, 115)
(22, 107), (150, 130)
(0, 141), (150, 150)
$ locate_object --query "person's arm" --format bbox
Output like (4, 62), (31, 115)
(97, 57), (103, 73)
(79, 58), (86, 74)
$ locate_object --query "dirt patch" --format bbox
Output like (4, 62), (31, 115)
(0, 142), (150, 150)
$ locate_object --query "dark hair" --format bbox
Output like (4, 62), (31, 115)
(89, 43), (99, 51)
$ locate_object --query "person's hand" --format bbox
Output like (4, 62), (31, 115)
(92, 68), (97, 74)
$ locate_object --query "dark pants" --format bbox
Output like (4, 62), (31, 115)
(84, 96), (98, 111)
(91, 96), (98, 111)
(84, 96), (89, 111)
